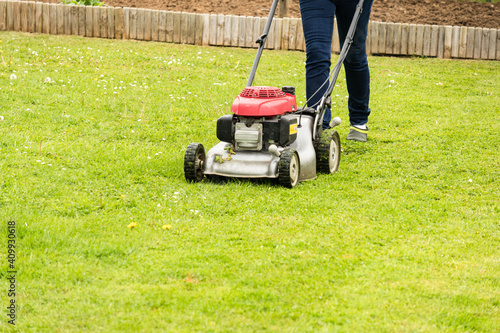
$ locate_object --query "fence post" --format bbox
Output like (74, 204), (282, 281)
(278, 0), (288, 18)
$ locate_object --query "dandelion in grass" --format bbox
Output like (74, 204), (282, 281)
(162, 224), (172, 230)
(10, 74), (16, 80)
(127, 222), (138, 229)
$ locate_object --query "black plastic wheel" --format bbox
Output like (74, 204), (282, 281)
(184, 143), (206, 182)
(316, 129), (341, 174)
(278, 148), (300, 188)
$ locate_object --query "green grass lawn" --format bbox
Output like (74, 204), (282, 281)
(0, 31), (499, 332)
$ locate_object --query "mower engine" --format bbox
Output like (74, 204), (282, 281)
(217, 86), (298, 151)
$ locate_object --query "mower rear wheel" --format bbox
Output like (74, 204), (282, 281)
(278, 148), (300, 188)
(316, 129), (341, 174)
(184, 143), (206, 182)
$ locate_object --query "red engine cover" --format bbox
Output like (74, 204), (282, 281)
(231, 86), (297, 117)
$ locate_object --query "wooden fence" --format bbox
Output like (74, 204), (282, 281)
(1, 0), (499, 60)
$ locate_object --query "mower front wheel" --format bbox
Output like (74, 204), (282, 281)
(316, 129), (341, 174)
(184, 143), (206, 182)
(278, 148), (300, 188)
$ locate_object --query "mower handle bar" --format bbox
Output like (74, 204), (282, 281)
(246, 0), (280, 87)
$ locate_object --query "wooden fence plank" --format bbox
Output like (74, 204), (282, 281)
(187, 12), (196, 44)
(217, 13), (224, 46)
(166, 11), (173, 42)
(400, 23), (409, 55)
(443, 25), (453, 59)
(49, 4), (57, 35)
(136, 8), (144, 40)
(223, 14), (231, 46)
(252, 16), (260, 48)
(264, 17), (274, 49)
(42, 3), (49, 34)
(378, 22), (386, 54)
(122, 7), (129, 39)
(114, 7), (122, 39)
(488, 29), (497, 60)
(0, 1), (5, 32)
(107, 7), (114, 39)
(230, 15), (239, 47)
(437, 26), (445, 58)
(100, 6), (108, 38)
(473, 27), (482, 59)
(296, 19), (305, 51)
(56, 4), (64, 35)
(458, 26), (467, 58)
(158, 10), (166, 42)
(179, 11), (187, 43)
(151, 10), (158, 41)
(6, 1), (13, 31)
(289, 17), (298, 50)
(245, 16), (253, 48)
(386, 22), (394, 54)
(451, 26), (460, 58)
(466, 27), (474, 58)
(93, 6), (100, 37)
(85, 5), (93, 37)
(237, 15), (245, 47)
(28, 1), (35, 33)
(208, 13), (216, 45)
(430, 25), (439, 57)
(201, 13), (209, 46)
(35, 2), (42, 33)
(129, 7), (136, 39)
(423, 25), (431, 56)
(407, 23), (416, 55)
(370, 21), (379, 54)
(481, 28), (490, 59)
(274, 18), (282, 50)
(394, 22), (402, 55)
(497, 29), (500, 60)
(194, 13), (202, 45)
(281, 18), (289, 50)
(13, 1), (20, 32)
(70, 4), (78, 36)
(259, 17), (267, 48)
(20, 1), (28, 32)
(77, 5), (84, 36)
(144, 9), (152, 41)
(63, 4), (71, 35)
(173, 11), (181, 43)
(415, 24), (424, 56)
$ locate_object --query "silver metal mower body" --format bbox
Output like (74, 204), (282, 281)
(204, 114), (317, 182)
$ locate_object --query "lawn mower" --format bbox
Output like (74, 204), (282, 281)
(184, 0), (364, 188)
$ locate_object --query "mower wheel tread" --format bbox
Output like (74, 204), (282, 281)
(316, 129), (341, 174)
(184, 143), (206, 182)
(278, 148), (300, 188)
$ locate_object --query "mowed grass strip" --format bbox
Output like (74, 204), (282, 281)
(0, 31), (499, 332)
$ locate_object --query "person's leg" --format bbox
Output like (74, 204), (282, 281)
(335, 0), (373, 128)
(299, 0), (335, 128)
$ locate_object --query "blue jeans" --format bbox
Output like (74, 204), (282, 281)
(299, 0), (373, 128)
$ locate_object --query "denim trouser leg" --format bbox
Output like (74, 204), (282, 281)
(299, 0), (373, 127)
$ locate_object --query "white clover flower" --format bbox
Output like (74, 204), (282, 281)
(44, 77), (52, 83)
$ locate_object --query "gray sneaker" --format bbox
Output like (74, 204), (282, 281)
(346, 126), (368, 142)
